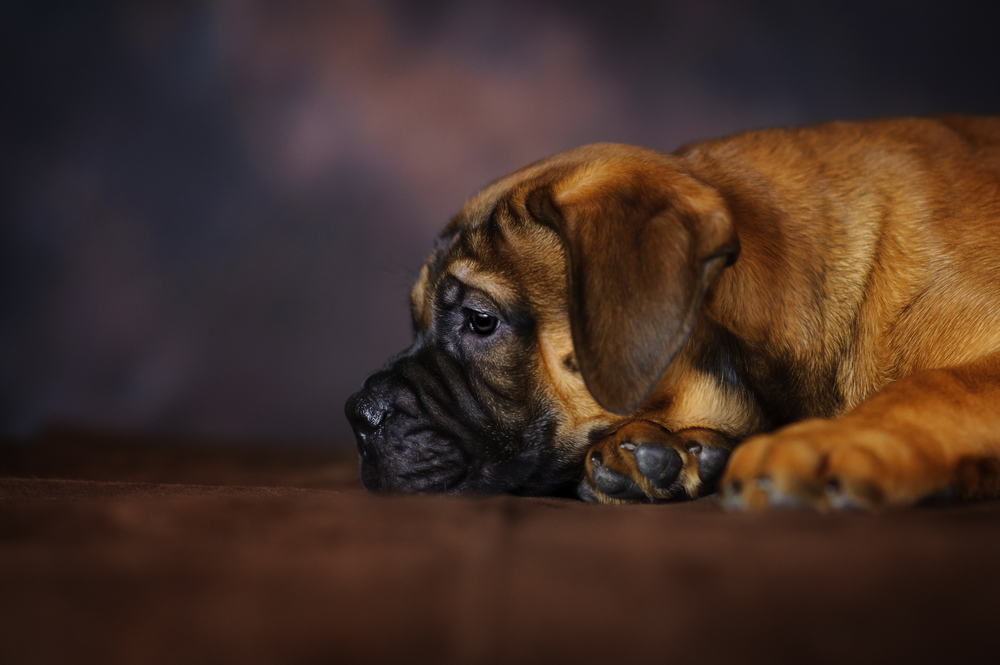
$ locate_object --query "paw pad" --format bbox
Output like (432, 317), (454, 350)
(633, 442), (682, 487)
(589, 452), (646, 500)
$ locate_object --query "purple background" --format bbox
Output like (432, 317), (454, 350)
(3, 0), (1000, 448)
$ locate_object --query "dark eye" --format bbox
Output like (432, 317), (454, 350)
(468, 311), (499, 335)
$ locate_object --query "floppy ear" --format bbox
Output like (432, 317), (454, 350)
(528, 152), (739, 415)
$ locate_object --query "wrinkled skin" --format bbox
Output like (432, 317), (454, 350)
(348, 117), (1000, 510)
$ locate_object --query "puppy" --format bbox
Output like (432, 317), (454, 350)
(346, 115), (1000, 510)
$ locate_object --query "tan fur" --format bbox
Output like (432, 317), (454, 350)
(413, 116), (1000, 509)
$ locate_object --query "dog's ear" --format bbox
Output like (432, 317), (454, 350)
(527, 152), (739, 415)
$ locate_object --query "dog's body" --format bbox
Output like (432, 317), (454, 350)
(346, 116), (1000, 510)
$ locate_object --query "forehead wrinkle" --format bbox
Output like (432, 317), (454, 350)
(459, 199), (518, 264)
(458, 185), (504, 231)
(432, 161), (570, 312)
(456, 153), (576, 228)
(448, 258), (517, 306)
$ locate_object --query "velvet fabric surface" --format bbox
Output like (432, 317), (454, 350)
(2, 428), (999, 664)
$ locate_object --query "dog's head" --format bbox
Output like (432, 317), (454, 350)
(346, 143), (740, 496)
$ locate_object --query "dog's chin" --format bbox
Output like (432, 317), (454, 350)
(354, 422), (576, 497)
(355, 424), (471, 494)
(359, 454), (576, 497)
(359, 457), (465, 494)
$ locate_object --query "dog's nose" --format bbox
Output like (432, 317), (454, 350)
(345, 390), (388, 458)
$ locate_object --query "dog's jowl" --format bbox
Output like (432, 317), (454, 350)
(346, 116), (1000, 510)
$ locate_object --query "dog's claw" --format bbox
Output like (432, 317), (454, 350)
(716, 479), (745, 511)
(754, 475), (811, 509)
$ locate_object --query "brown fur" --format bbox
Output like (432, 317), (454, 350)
(403, 115), (1000, 509)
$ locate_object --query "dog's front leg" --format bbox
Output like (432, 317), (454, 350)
(578, 421), (736, 504)
(720, 354), (1000, 511)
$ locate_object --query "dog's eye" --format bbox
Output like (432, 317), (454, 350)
(468, 311), (499, 335)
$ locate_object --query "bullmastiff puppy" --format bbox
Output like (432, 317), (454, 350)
(345, 115), (1000, 510)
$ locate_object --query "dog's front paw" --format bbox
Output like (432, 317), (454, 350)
(577, 422), (734, 504)
(718, 419), (956, 512)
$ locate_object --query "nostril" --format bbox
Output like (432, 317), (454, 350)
(345, 391), (388, 462)
(345, 391), (387, 433)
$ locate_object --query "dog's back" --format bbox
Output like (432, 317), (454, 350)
(679, 117), (1000, 413)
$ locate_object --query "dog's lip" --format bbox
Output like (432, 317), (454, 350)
(359, 450), (473, 494)
(355, 420), (569, 496)
(358, 454), (382, 491)
(351, 406), (479, 493)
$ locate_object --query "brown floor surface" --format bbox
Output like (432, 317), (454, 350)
(2, 427), (999, 664)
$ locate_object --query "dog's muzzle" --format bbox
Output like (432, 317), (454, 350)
(345, 366), (472, 493)
(346, 345), (578, 497)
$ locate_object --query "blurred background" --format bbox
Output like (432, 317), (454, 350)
(3, 0), (999, 449)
